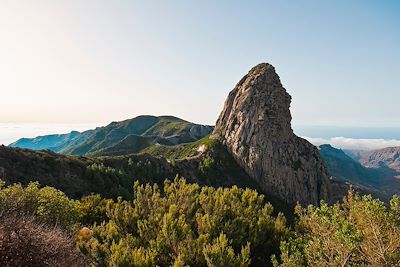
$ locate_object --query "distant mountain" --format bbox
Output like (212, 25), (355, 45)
(9, 116), (213, 157)
(319, 144), (400, 199)
(345, 147), (400, 177)
(9, 131), (80, 151)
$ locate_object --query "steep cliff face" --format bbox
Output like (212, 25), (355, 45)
(214, 63), (331, 205)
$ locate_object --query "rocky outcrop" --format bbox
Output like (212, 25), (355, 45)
(213, 63), (331, 205)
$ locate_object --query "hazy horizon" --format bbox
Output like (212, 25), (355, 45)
(1, 1), (399, 127)
(2, 121), (400, 150)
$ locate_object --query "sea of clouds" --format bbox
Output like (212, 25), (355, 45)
(304, 136), (400, 151)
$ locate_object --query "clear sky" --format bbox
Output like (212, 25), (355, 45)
(1, 0), (399, 127)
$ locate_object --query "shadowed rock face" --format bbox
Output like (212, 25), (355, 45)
(214, 63), (331, 205)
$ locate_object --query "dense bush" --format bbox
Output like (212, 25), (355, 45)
(1, 178), (400, 266)
(79, 194), (112, 226)
(77, 178), (289, 266)
(272, 191), (400, 267)
(0, 180), (81, 229)
(198, 155), (216, 176)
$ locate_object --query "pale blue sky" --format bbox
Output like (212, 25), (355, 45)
(1, 1), (399, 127)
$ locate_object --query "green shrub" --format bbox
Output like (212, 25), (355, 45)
(78, 178), (289, 266)
(0, 180), (81, 229)
(79, 194), (111, 226)
(198, 155), (216, 176)
(203, 233), (251, 267)
(272, 191), (400, 267)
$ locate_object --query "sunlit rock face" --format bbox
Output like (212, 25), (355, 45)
(214, 63), (331, 205)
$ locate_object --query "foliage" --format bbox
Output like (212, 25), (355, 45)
(203, 233), (251, 267)
(85, 163), (132, 199)
(80, 194), (112, 226)
(198, 155), (216, 176)
(272, 190), (400, 267)
(1, 176), (400, 266)
(78, 178), (289, 266)
(0, 180), (81, 229)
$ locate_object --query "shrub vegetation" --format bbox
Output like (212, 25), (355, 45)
(0, 178), (399, 266)
(77, 178), (289, 266)
(272, 191), (400, 267)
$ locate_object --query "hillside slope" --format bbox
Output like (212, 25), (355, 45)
(9, 116), (213, 157)
(0, 139), (259, 199)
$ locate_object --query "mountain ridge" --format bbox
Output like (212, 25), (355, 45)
(345, 146), (400, 177)
(10, 115), (213, 157)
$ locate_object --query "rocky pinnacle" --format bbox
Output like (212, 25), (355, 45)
(214, 63), (331, 205)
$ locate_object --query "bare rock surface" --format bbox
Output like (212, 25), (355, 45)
(214, 63), (331, 205)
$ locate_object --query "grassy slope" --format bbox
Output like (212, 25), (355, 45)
(61, 116), (210, 156)
(10, 116), (211, 157)
(61, 116), (160, 155)
(143, 116), (191, 136)
(87, 135), (159, 157)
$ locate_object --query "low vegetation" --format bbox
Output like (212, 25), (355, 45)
(0, 178), (399, 266)
(272, 191), (400, 267)
(77, 178), (288, 266)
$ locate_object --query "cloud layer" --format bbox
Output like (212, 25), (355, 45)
(304, 136), (400, 151)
